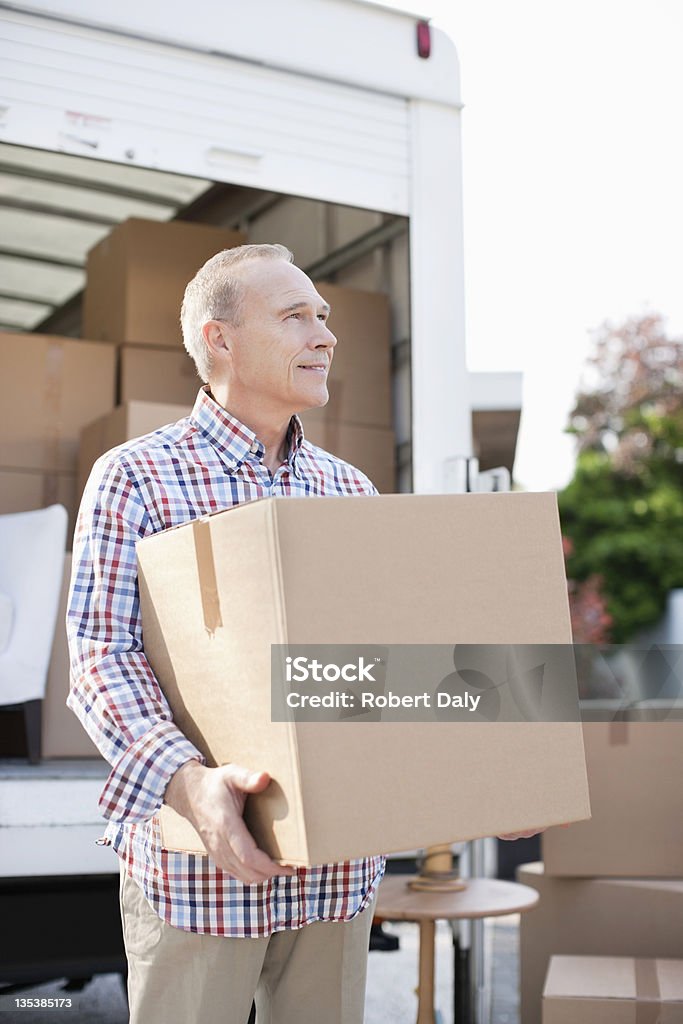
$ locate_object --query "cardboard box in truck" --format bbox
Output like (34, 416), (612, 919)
(0, 332), (115, 473)
(82, 218), (245, 347)
(78, 401), (191, 499)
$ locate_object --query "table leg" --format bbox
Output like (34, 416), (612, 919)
(416, 919), (436, 1024)
(452, 931), (471, 1024)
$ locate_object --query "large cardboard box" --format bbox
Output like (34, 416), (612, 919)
(312, 281), (392, 428)
(518, 863), (683, 1024)
(299, 411), (395, 492)
(0, 469), (78, 547)
(543, 955), (683, 1024)
(137, 492), (590, 866)
(118, 345), (202, 407)
(543, 722), (683, 877)
(42, 554), (101, 759)
(78, 400), (190, 499)
(0, 333), (116, 472)
(82, 218), (245, 347)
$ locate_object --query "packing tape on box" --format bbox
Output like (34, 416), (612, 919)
(192, 518), (223, 637)
(635, 959), (663, 1024)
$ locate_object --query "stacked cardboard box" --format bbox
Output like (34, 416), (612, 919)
(543, 722), (683, 877)
(118, 345), (201, 406)
(42, 554), (100, 759)
(543, 955), (683, 1022)
(77, 401), (191, 499)
(519, 720), (683, 1024)
(82, 218), (246, 407)
(302, 281), (395, 491)
(0, 332), (116, 544)
(81, 223), (396, 489)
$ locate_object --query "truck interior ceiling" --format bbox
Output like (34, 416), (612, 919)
(0, 142), (412, 495)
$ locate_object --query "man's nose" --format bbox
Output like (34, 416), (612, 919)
(312, 324), (337, 349)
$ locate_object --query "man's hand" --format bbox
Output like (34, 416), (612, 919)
(497, 823), (571, 841)
(164, 761), (294, 884)
(497, 828), (546, 841)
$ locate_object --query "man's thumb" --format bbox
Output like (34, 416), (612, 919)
(230, 767), (271, 793)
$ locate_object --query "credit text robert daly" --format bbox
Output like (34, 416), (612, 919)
(284, 656), (482, 711)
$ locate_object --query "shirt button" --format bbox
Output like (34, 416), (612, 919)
(249, 442), (259, 454)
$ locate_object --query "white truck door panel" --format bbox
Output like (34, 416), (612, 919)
(0, 10), (410, 213)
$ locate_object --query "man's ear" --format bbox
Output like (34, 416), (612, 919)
(202, 320), (232, 358)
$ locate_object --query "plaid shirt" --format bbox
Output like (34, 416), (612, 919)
(67, 385), (385, 937)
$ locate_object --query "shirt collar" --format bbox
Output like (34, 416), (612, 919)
(190, 386), (305, 476)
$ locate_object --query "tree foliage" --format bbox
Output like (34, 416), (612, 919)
(559, 313), (683, 642)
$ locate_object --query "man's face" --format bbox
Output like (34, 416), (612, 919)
(218, 259), (337, 418)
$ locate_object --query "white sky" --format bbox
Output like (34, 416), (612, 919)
(373, 0), (683, 490)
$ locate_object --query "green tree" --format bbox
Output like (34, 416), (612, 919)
(559, 313), (683, 642)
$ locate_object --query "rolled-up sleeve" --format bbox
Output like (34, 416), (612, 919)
(66, 455), (204, 824)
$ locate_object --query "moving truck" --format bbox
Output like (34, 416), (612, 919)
(0, 0), (522, 1015)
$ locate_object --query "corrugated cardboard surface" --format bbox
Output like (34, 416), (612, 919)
(543, 955), (683, 1024)
(312, 281), (392, 428)
(0, 469), (78, 548)
(138, 492), (590, 866)
(42, 554), (101, 758)
(299, 411), (395, 492)
(78, 400), (191, 500)
(0, 333), (116, 472)
(118, 345), (202, 406)
(82, 218), (245, 347)
(543, 722), (683, 877)
(518, 863), (683, 1024)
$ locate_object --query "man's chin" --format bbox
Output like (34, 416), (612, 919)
(294, 391), (330, 414)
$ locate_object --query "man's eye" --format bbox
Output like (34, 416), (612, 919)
(288, 312), (301, 319)
(317, 314), (328, 322)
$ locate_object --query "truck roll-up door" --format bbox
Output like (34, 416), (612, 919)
(0, 8), (410, 214)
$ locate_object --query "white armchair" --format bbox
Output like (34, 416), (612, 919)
(0, 504), (68, 763)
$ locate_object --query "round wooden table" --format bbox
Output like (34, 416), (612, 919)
(375, 874), (540, 1024)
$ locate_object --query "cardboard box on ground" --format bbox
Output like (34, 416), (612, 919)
(542, 721), (683, 878)
(136, 491), (590, 867)
(542, 955), (683, 1024)
(517, 863), (683, 1024)
(0, 332), (116, 542)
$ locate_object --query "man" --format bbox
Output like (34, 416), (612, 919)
(67, 242), (543, 1024)
(67, 244), (384, 1024)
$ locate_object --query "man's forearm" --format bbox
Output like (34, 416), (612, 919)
(164, 759), (207, 822)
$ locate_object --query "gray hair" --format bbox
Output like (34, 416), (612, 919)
(180, 242), (294, 383)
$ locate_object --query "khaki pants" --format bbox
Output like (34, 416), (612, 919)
(119, 866), (375, 1024)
